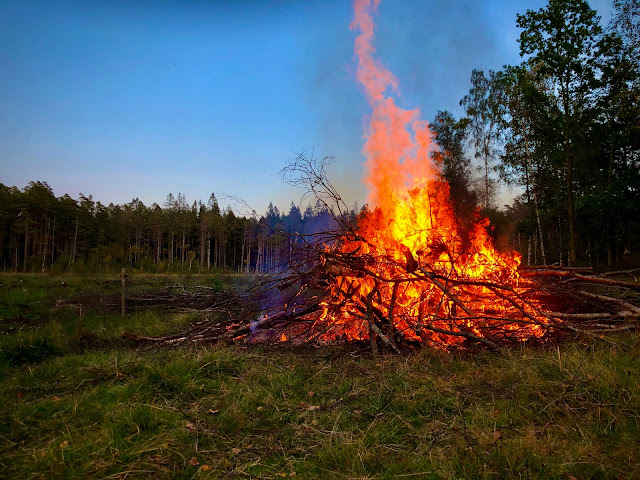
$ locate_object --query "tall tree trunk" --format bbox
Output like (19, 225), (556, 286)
(606, 139), (615, 267)
(484, 154), (490, 209)
(246, 232), (251, 273)
(69, 218), (78, 272)
(558, 215), (563, 267)
(222, 231), (226, 269)
(157, 229), (161, 264)
(136, 228), (140, 265)
(233, 238), (236, 272)
(523, 134), (547, 265)
(563, 83), (576, 265)
(566, 148), (576, 266)
(214, 237), (218, 268)
(240, 225), (246, 273)
(14, 236), (19, 272)
(42, 218), (50, 272)
(257, 235), (262, 274)
(23, 218), (29, 273)
(199, 223), (205, 273)
(50, 219), (55, 270)
(181, 228), (185, 266)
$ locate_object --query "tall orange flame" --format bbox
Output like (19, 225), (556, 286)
(299, 0), (548, 349)
(350, 0), (521, 282)
(352, 0), (434, 213)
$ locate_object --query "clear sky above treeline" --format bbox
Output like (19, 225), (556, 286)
(0, 0), (613, 215)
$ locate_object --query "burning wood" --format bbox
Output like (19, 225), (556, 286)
(121, 154), (640, 352)
(123, 0), (640, 352)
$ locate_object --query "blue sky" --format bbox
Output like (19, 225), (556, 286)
(0, 0), (612, 215)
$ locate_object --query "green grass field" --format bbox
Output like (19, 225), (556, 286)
(0, 274), (639, 479)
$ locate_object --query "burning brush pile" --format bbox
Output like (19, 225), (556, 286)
(123, 0), (640, 352)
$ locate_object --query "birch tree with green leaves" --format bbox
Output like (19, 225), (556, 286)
(460, 69), (505, 210)
(517, 0), (602, 265)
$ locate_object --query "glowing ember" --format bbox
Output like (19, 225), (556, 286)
(298, 0), (548, 349)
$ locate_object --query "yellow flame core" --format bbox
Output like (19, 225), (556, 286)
(301, 0), (546, 348)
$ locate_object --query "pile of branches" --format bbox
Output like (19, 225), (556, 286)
(121, 270), (640, 352)
(251, 255), (640, 352)
(122, 154), (640, 352)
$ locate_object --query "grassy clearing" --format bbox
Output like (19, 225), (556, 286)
(0, 274), (639, 479)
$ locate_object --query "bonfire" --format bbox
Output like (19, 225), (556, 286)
(123, 0), (640, 352)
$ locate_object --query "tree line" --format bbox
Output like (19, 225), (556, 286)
(431, 0), (639, 267)
(2, 0), (638, 272)
(0, 181), (346, 273)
